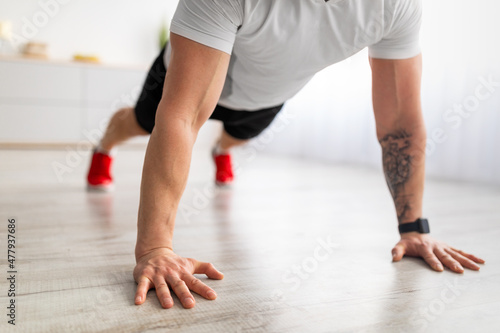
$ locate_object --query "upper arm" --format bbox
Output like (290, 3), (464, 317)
(155, 33), (231, 132)
(370, 55), (424, 139)
(154, 0), (244, 132)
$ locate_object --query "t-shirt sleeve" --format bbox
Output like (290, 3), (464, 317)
(170, 0), (244, 55)
(369, 0), (422, 59)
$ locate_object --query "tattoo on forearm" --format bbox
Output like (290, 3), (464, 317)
(379, 130), (413, 223)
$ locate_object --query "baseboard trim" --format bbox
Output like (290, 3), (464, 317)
(0, 142), (148, 150)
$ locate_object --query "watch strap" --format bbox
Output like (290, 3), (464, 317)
(398, 218), (430, 234)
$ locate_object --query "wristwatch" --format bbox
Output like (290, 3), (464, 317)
(398, 218), (430, 234)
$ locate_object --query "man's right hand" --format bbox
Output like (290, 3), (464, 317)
(133, 248), (224, 309)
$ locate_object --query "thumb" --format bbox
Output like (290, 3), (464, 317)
(192, 260), (224, 280)
(392, 243), (406, 262)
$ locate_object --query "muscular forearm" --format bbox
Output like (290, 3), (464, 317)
(379, 127), (426, 224)
(135, 117), (196, 259)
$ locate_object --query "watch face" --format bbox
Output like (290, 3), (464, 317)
(418, 219), (430, 233)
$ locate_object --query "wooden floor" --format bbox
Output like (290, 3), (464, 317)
(0, 148), (499, 333)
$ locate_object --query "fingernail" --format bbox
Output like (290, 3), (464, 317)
(135, 296), (142, 303)
(454, 265), (463, 272)
(434, 264), (443, 271)
(207, 291), (217, 299)
(184, 298), (194, 306)
(163, 298), (172, 306)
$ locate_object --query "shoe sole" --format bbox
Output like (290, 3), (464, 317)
(87, 184), (114, 192)
(215, 180), (233, 188)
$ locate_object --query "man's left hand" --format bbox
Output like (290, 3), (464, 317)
(391, 233), (485, 273)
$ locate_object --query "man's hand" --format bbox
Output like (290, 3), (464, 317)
(133, 248), (224, 309)
(392, 233), (485, 273)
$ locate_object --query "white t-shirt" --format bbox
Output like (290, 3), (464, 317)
(167, 0), (422, 111)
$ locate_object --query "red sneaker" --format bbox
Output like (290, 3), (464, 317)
(87, 149), (114, 191)
(212, 148), (234, 186)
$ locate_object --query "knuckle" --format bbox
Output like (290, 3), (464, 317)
(173, 279), (187, 289)
(139, 266), (154, 276)
(190, 278), (201, 286)
(155, 282), (168, 289)
(164, 268), (177, 277)
(441, 254), (452, 261)
(179, 257), (190, 266)
(422, 251), (432, 258)
(423, 243), (433, 250)
(171, 263), (182, 272)
(424, 254), (435, 261)
(153, 267), (167, 276)
(420, 240), (430, 246)
(180, 292), (193, 300)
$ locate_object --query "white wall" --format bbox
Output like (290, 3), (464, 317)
(1, 0), (499, 184)
(0, 0), (179, 66)
(259, 0), (500, 185)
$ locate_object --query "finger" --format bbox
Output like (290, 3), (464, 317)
(152, 275), (174, 309)
(191, 260), (224, 280)
(420, 247), (444, 272)
(445, 248), (481, 271)
(182, 273), (218, 300)
(135, 276), (153, 305)
(166, 276), (196, 309)
(391, 243), (406, 262)
(434, 248), (463, 273)
(450, 247), (485, 264)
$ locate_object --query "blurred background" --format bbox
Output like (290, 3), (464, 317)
(0, 0), (499, 185)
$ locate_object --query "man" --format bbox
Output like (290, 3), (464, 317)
(86, 0), (485, 309)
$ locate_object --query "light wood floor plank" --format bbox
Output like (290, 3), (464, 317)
(0, 149), (499, 332)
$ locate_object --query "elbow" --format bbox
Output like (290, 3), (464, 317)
(154, 104), (206, 141)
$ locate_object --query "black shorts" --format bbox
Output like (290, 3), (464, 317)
(134, 46), (284, 140)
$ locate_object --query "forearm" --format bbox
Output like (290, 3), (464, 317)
(135, 117), (196, 259)
(379, 125), (426, 224)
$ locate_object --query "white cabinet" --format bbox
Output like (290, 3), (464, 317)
(0, 104), (82, 142)
(0, 62), (82, 101)
(0, 58), (147, 144)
